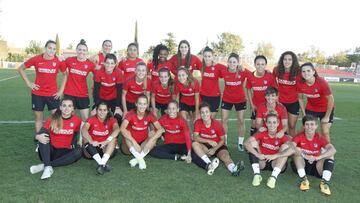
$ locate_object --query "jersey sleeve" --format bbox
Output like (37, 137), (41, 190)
(319, 135), (329, 148)
(74, 116), (82, 132)
(148, 113), (157, 124)
(320, 78), (332, 96)
(256, 105), (265, 119)
(253, 131), (264, 141)
(281, 134), (290, 144)
(24, 55), (38, 68)
(193, 119), (201, 133)
(193, 55), (202, 70)
(42, 117), (52, 130)
(292, 134), (301, 146)
(116, 70), (122, 84)
(214, 121), (225, 137)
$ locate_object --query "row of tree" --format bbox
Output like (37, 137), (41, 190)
(6, 32), (360, 68)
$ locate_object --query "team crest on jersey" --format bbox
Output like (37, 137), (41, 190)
(211, 129), (215, 134)
(70, 122), (74, 127)
(144, 121), (148, 125)
(175, 125), (179, 129)
(314, 88), (318, 93)
(189, 88), (193, 91)
(52, 62), (57, 67)
(274, 140), (279, 145)
(211, 67), (215, 71)
(264, 80), (268, 84)
(113, 77), (116, 81)
(94, 124), (98, 128)
(105, 125), (108, 129)
(237, 75), (241, 78)
(84, 64), (88, 69)
(314, 143), (318, 148)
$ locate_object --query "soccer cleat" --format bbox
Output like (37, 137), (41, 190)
(103, 164), (111, 172)
(231, 161), (245, 176)
(300, 176), (310, 191)
(320, 180), (331, 195)
(267, 176), (277, 189)
(207, 158), (220, 175)
(238, 144), (244, 152)
(138, 158), (147, 170)
(96, 165), (106, 175)
(41, 166), (54, 180)
(129, 158), (139, 167)
(30, 163), (44, 174)
(252, 174), (262, 186)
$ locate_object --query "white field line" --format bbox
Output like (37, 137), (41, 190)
(0, 72), (34, 82)
(0, 117), (343, 124)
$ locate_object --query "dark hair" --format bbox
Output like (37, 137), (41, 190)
(300, 62), (318, 82)
(202, 46), (214, 73)
(152, 44), (169, 70)
(158, 68), (174, 95)
(302, 114), (317, 125)
(199, 102), (211, 111)
(50, 98), (73, 133)
(177, 40), (191, 70)
(254, 55), (267, 64)
(105, 53), (117, 64)
(276, 51), (300, 81)
(265, 112), (279, 122)
(45, 40), (56, 47)
(127, 42), (139, 58)
(96, 102), (112, 124)
(227, 53), (243, 78)
(177, 66), (195, 87)
(265, 87), (278, 96)
(76, 39), (88, 50)
(102, 40), (112, 47)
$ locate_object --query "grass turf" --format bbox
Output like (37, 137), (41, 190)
(0, 68), (360, 202)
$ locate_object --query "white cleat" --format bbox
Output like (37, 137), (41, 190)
(30, 163), (44, 174)
(138, 158), (147, 170)
(41, 166), (54, 180)
(207, 158), (220, 175)
(129, 158), (139, 167)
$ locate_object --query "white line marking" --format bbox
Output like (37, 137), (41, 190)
(0, 73), (35, 82)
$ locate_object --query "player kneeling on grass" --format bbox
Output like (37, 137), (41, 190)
(149, 100), (192, 162)
(192, 102), (244, 176)
(290, 114), (336, 195)
(244, 113), (292, 188)
(30, 99), (82, 180)
(82, 102), (120, 175)
(120, 95), (164, 170)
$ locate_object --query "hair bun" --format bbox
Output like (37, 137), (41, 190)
(80, 39), (86, 45)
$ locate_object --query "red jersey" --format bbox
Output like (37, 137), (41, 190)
(118, 58), (143, 82)
(200, 63), (226, 97)
(94, 68), (122, 101)
(62, 57), (95, 97)
(159, 114), (191, 151)
(254, 131), (290, 155)
(246, 72), (277, 108)
(256, 102), (288, 131)
(194, 119), (224, 144)
(24, 54), (64, 96)
(97, 52), (105, 68)
(273, 68), (301, 104)
(151, 81), (172, 104)
(124, 78), (151, 103)
(43, 115), (82, 149)
(296, 77), (333, 112)
(147, 61), (174, 83)
(174, 80), (200, 106)
(221, 68), (250, 103)
(169, 55), (202, 74)
(292, 132), (329, 157)
(125, 110), (157, 143)
(86, 116), (117, 142)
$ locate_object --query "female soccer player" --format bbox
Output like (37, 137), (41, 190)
(220, 53), (250, 151)
(192, 103), (244, 176)
(169, 40), (202, 74)
(297, 62), (335, 142)
(18, 40), (67, 133)
(118, 42), (143, 82)
(122, 62), (151, 116)
(244, 113), (292, 189)
(93, 54), (123, 116)
(82, 102), (120, 175)
(290, 115), (336, 195)
(255, 87), (288, 137)
(173, 67), (200, 123)
(91, 39), (112, 70)
(147, 44), (174, 83)
(62, 39), (95, 123)
(29, 99), (82, 179)
(150, 68), (173, 117)
(246, 55), (277, 136)
(200, 46), (226, 118)
(149, 100), (192, 162)
(273, 51), (301, 136)
(120, 95), (164, 170)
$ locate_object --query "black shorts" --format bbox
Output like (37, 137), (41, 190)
(179, 102), (195, 113)
(204, 143), (228, 157)
(83, 145), (117, 159)
(201, 95), (221, 112)
(221, 101), (246, 111)
(262, 160), (288, 173)
(155, 102), (168, 115)
(64, 94), (90, 110)
(251, 110), (257, 120)
(282, 101), (300, 116)
(32, 94), (59, 111)
(151, 143), (188, 155)
(305, 108), (335, 123)
(290, 160), (321, 178)
(126, 102), (136, 111)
